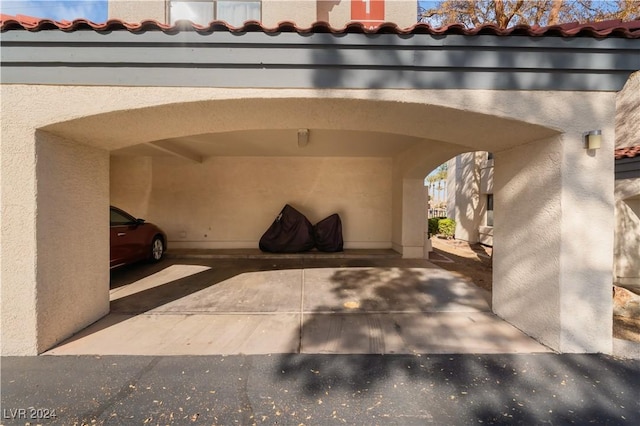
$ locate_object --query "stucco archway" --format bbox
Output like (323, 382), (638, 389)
(1, 86), (615, 355)
(43, 91), (560, 254)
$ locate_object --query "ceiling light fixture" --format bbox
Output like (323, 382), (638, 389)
(298, 129), (309, 148)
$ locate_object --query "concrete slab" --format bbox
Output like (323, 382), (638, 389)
(46, 313), (301, 355)
(148, 269), (303, 314)
(45, 257), (551, 356)
(302, 267), (491, 313)
(301, 312), (550, 354)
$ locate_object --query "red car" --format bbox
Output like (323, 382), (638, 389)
(110, 206), (167, 268)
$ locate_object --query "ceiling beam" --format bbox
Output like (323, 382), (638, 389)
(146, 140), (203, 163)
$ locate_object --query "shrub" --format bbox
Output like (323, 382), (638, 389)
(428, 217), (440, 237)
(438, 218), (456, 238)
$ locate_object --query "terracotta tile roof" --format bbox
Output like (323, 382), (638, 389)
(1, 13), (639, 38)
(615, 146), (640, 160)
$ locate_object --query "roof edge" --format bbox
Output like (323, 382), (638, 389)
(1, 14), (639, 38)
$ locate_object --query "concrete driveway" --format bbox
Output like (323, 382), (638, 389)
(45, 252), (551, 356)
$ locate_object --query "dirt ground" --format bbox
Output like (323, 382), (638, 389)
(428, 237), (640, 343)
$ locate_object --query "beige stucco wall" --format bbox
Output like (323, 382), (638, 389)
(615, 180), (640, 286)
(616, 71), (640, 148)
(614, 71), (640, 288)
(1, 118), (109, 354)
(109, 0), (166, 22)
(1, 84), (618, 355)
(35, 133), (110, 353)
(494, 110), (616, 353)
(318, 0), (350, 25)
(262, 0), (317, 27)
(447, 152), (493, 244)
(319, 0), (417, 29)
(447, 152), (483, 243)
(385, 0), (418, 28)
(111, 155), (393, 249)
(494, 136), (564, 350)
(107, 1), (418, 28)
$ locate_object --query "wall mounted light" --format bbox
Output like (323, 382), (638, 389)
(298, 128), (309, 148)
(586, 130), (602, 150)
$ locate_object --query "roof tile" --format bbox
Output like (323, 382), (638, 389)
(615, 146), (640, 160)
(1, 14), (639, 38)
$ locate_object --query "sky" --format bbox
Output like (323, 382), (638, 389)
(1, 0), (108, 22)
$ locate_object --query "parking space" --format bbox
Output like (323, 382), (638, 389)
(45, 254), (552, 356)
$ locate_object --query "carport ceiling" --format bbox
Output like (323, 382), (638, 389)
(111, 129), (427, 158)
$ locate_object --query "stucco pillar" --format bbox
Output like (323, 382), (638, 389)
(1, 126), (39, 355)
(1, 130), (110, 355)
(614, 180), (640, 287)
(448, 152), (482, 243)
(494, 130), (614, 353)
(399, 178), (426, 259)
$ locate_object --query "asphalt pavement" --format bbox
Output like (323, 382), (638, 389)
(2, 353), (639, 425)
(3, 253), (638, 424)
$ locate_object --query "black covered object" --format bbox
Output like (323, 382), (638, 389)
(314, 213), (344, 252)
(259, 204), (315, 253)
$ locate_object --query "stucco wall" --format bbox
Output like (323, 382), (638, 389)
(35, 133), (110, 352)
(109, 0), (166, 22)
(318, 0), (350, 25)
(385, 0), (418, 28)
(110, 156), (154, 215)
(1, 126), (109, 355)
(494, 137), (563, 350)
(107, 1), (418, 28)
(1, 84), (619, 355)
(615, 179), (640, 286)
(1, 125), (39, 355)
(616, 71), (640, 148)
(318, 0), (417, 29)
(449, 152), (493, 244)
(262, 0), (317, 27)
(495, 123), (615, 353)
(448, 152), (483, 243)
(614, 70), (640, 288)
(111, 155), (393, 249)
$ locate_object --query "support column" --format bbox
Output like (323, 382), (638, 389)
(448, 152), (482, 243)
(1, 129), (110, 355)
(494, 131), (614, 353)
(1, 126), (39, 355)
(400, 178), (427, 258)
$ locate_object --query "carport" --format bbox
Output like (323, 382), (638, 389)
(1, 17), (638, 355)
(46, 255), (551, 355)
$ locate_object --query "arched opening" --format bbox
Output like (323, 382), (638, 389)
(44, 95), (557, 257)
(4, 87), (616, 355)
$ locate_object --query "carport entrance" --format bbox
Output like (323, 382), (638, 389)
(46, 253), (550, 355)
(1, 87), (617, 356)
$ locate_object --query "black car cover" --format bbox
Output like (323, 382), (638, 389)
(314, 213), (344, 252)
(259, 204), (315, 253)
